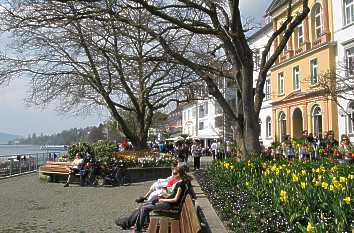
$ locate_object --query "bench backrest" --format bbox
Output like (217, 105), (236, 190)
(179, 195), (201, 233)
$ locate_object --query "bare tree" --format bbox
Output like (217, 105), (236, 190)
(0, 0), (196, 149)
(313, 59), (354, 125)
(109, 0), (311, 157)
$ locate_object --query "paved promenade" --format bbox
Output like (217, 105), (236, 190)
(0, 174), (152, 233)
(0, 156), (227, 233)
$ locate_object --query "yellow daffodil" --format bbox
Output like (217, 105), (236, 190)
(223, 162), (230, 169)
(292, 173), (299, 182)
(300, 182), (306, 189)
(340, 176), (347, 183)
(306, 222), (315, 232)
(348, 174), (354, 180)
(343, 196), (351, 205)
(321, 182), (328, 190)
(301, 170), (306, 176)
(279, 190), (288, 203)
(329, 184), (334, 191)
(315, 181), (321, 187)
(330, 166), (337, 173)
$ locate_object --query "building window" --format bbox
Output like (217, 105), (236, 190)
(215, 115), (223, 128)
(215, 103), (223, 115)
(310, 59), (318, 85)
(266, 116), (272, 138)
(265, 78), (271, 100)
(313, 4), (323, 39)
(297, 24), (304, 47)
(254, 49), (261, 71)
(199, 102), (208, 118)
(187, 109), (191, 120)
(345, 0), (354, 25)
(278, 73), (284, 95)
(346, 47), (354, 76)
(279, 112), (287, 142)
(348, 102), (354, 133)
(293, 66), (300, 90)
(192, 107), (196, 118)
(199, 121), (204, 130)
(312, 105), (322, 137)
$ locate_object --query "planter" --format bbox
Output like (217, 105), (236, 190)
(126, 167), (171, 183)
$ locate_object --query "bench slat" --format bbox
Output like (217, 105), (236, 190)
(159, 219), (169, 233)
(148, 218), (158, 233)
(148, 194), (201, 233)
(170, 221), (180, 233)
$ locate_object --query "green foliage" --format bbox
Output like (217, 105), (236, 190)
(67, 142), (94, 160)
(92, 140), (118, 164)
(204, 159), (354, 232)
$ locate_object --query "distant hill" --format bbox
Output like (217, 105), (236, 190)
(0, 132), (19, 144)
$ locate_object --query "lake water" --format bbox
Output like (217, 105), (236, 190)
(0, 145), (66, 156)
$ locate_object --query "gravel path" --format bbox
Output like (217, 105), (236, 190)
(0, 173), (152, 233)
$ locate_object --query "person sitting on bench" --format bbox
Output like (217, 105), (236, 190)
(64, 153), (84, 187)
(115, 166), (190, 232)
(135, 161), (179, 203)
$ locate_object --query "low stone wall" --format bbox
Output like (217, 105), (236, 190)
(39, 167), (171, 184)
(127, 167), (171, 183)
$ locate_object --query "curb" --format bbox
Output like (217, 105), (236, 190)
(190, 173), (229, 233)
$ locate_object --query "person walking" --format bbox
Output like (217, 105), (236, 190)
(191, 141), (201, 170)
(210, 140), (218, 160)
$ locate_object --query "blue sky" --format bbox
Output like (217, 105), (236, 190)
(0, 1), (271, 137)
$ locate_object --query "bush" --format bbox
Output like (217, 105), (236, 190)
(67, 142), (94, 160)
(196, 159), (354, 233)
(92, 140), (118, 164)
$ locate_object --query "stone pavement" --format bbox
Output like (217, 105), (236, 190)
(0, 157), (228, 233)
(0, 174), (152, 233)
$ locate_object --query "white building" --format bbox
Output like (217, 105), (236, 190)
(181, 99), (222, 148)
(249, 19), (274, 147)
(333, 0), (354, 140)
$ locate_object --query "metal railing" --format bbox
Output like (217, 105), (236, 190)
(0, 153), (51, 178)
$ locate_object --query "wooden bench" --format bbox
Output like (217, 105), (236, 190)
(148, 194), (201, 233)
(38, 161), (74, 182)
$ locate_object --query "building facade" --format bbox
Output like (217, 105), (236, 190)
(167, 104), (183, 138)
(267, 0), (338, 142)
(249, 20), (274, 147)
(333, 0), (354, 141)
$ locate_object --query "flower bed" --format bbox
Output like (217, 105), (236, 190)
(195, 159), (354, 232)
(112, 152), (174, 168)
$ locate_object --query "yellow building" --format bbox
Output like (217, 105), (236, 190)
(267, 0), (338, 142)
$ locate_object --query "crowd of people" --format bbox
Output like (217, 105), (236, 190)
(265, 130), (354, 161)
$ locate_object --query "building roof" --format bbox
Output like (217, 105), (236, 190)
(266, 0), (288, 15)
(248, 22), (273, 42)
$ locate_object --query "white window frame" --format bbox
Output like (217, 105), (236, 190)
(312, 105), (323, 136)
(265, 79), (271, 100)
(348, 102), (354, 133)
(278, 72), (284, 95)
(344, 0), (354, 25)
(254, 49), (261, 71)
(293, 66), (300, 90)
(314, 5), (323, 38)
(279, 112), (287, 142)
(346, 47), (354, 76)
(297, 24), (304, 46)
(199, 121), (204, 130)
(266, 116), (272, 138)
(310, 59), (318, 85)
